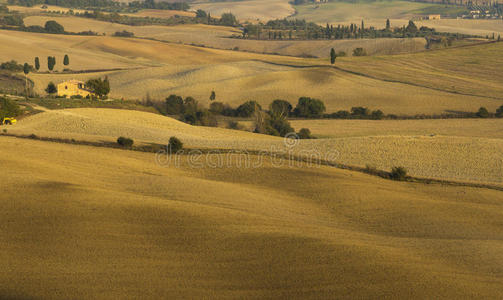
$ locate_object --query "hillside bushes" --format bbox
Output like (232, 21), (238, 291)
(117, 136), (134, 147)
(0, 97), (21, 119)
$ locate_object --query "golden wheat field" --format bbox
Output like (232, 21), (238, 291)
(22, 15), (427, 57)
(1, 135), (503, 298)
(4, 108), (502, 185)
(192, 0), (294, 22)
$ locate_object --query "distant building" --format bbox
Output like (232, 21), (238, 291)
(427, 14), (441, 20)
(57, 80), (94, 98)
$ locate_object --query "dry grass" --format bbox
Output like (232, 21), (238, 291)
(1, 135), (503, 298)
(192, 0), (294, 22)
(23, 15), (427, 57)
(4, 108), (503, 185)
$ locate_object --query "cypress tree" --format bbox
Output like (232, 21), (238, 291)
(330, 48), (336, 64)
(63, 54), (69, 66)
(34, 57), (40, 71)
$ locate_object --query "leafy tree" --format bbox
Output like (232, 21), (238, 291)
(168, 136), (183, 154)
(371, 110), (384, 120)
(209, 101), (226, 114)
(165, 94), (184, 115)
(63, 54), (69, 66)
(183, 96), (198, 113)
(44, 20), (65, 34)
(476, 107), (489, 118)
(86, 76), (110, 98)
(236, 100), (261, 117)
(293, 97), (326, 118)
(45, 82), (57, 94)
(330, 48), (336, 64)
(386, 19), (390, 30)
(351, 106), (369, 117)
(34, 57), (40, 71)
(23, 63), (30, 75)
(297, 128), (313, 139)
(210, 90), (216, 101)
(196, 9), (207, 18)
(117, 136), (134, 147)
(47, 56), (55, 71)
(496, 105), (503, 118)
(406, 20), (418, 34)
(269, 99), (292, 118)
(220, 13), (237, 26)
(0, 97), (21, 119)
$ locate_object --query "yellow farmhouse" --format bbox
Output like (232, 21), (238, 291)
(57, 80), (94, 98)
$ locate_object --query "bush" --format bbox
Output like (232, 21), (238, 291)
(227, 120), (244, 130)
(114, 30), (134, 37)
(168, 136), (183, 154)
(45, 82), (57, 95)
(297, 128), (313, 139)
(476, 107), (489, 118)
(44, 20), (65, 34)
(353, 47), (367, 56)
(117, 136), (134, 147)
(165, 95), (184, 115)
(496, 105), (503, 118)
(390, 166), (407, 181)
(371, 110), (384, 120)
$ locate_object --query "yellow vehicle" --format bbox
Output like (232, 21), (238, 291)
(1, 117), (17, 125)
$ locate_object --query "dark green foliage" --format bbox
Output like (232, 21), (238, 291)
(63, 54), (69, 66)
(196, 9), (207, 18)
(34, 57), (40, 71)
(330, 48), (336, 64)
(1, 14), (24, 26)
(44, 20), (65, 34)
(297, 128), (313, 139)
(117, 136), (134, 147)
(0, 97), (21, 119)
(406, 20), (418, 33)
(371, 110), (384, 120)
(165, 95), (184, 115)
(352, 47), (367, 56)
(236, 101), (261, 118)
(266, 115), (294, 137)
(496, 106), (503, 118)
(390, 167), (407, 181)
(113, 30), (134, 37)
(168, 136), (183, 154)
(209, 101), (226, 114)
(47, 56), (56, 71)
(269, 99), (292, 118)
(220, 13), (237, 26)
(86, 76), (110, 98)
(351, 106), (369, 117)
(210, 90), (216, 101)
(23, 63), (30, 75)
(293, 97), (326, 118)
(476, 107), (489, 118)
(0, 60), (25, 72)
(129, 0), (189, 11)
(45, 82), (57, 94)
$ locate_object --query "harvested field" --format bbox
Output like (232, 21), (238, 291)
(22, 15), (427, 57)
(192, 0), (294, 22)
(4, 108), (503, 185)
(1, 136), (502, 298)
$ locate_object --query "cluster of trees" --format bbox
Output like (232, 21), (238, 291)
(0, 60), (33, 72)
(128, 0), (189, 11)
(33, 54), (69, 72)
(242, 18), (474, 41)
(476, 106), (503, 118)
(0, 97), (21, 119)
(8, 0), (119, 8)
(326, 107), (385, 120)
(113, 30), (134, 37)
(164, 95), (217, 126)
(85, 76), (110, 98)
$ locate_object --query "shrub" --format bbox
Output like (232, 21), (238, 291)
(476, 107), (489, 118)
(165, 95), (184, 115)
(353, 47), (367, 56)
(496, 105), (503, 118)
(297, 128), (313, 139)
(113, 30), (134, 37)
(227, 120), (244, 130)
(168, 136), (183, 154)
(45, 82), (57, 95)
(117, 136), (134, 147)
(0, 97), (21, 119)
(44, 20), (65, 34)
(390, 166), (407, 181)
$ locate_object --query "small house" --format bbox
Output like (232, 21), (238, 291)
(57, 80), (94, 98)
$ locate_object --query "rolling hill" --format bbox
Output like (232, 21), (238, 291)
(1, 135), (502, 298)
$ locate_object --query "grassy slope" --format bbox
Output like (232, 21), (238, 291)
(291, 1), (503, 36)
(336, 41), (503, 100)
(5, 108), (503, 185)
(1, 136), (503, 299)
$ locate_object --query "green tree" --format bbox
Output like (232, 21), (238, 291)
(476, 107), (489, 118)
(297, 128), (313, 139)
(44, 20), (65, 34)
(47, 56), (55, 71)
(406, 20), (418, 34)
(63, 54), (69, 66)
(34, 57), (40, 71)
(269, 99), (292, 118)
(165, 94), (184, 115)
(220, 13), (237, 26)
(195, 9), (207, 18)
(386, 19), (390, 30)
(23, 63), (29, 75)
(330, 48), (336, 64)
(45, 82), (57, 95)
(168, 136), (183, 154)
(353, 47), (367, 56)
(496, 105), (503, 118)
(236, 100), (261, 117)
(293, 97), (326, 118)
(86, 76), (110, 99)
(0, 97), (21, 119)
(210, 90), (216, 101)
